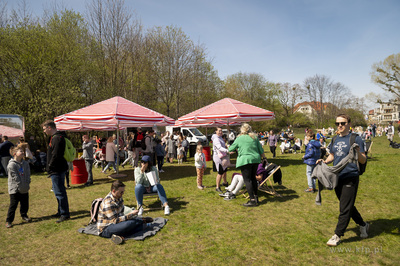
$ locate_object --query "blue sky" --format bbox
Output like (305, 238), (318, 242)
(4, 0), (400, 104)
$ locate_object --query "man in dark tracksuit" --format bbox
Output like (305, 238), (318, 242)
(319, 114), (369, 247)
(42, 120), (70, 223)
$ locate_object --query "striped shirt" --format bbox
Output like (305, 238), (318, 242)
(97, 192), (132, 232)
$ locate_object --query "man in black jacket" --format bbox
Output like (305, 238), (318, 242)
(42, 120), (70, 223)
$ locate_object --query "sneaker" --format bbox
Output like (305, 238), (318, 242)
(222, 182), (229, 187)
(304, 187), (314, 193)
(243, 200), (258, 207)
(159, 169), (164, 173)
(55, 215), (70, 223)
(67, 185), (72, 189)
(138, 206), (144, 216)
(197, 185), (204, 190)
(84, 182), (93, 187)
(215, 187), (223, 193)
(219, 191), (231, 197)
(224, 193), (236, 200)
(326, 234), (341, 246)
(360, 222), (369, 238)
(164, 205), (170, 215)
(121, 164), (124, 168)
(5, 222), (12, 228)
(22, 216), (32, 222)
(111, 234), (124, 245)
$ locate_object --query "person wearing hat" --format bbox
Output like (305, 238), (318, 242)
(134, 155), (170, 216)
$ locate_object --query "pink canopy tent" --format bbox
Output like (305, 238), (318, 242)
(0, 125), (24, 138)
(55, 96), (175, 130)
(178, 98), (275, 125)
(174, 120), (241, 128)
(54, 96), (175, 176)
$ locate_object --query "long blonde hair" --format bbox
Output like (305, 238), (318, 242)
(238, 123), (257, 140)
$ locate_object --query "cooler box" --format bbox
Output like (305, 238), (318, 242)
(71, 159), (88, 185)
(203, 146), (212, 161)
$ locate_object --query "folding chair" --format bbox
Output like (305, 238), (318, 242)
(243, 163), (282, 198)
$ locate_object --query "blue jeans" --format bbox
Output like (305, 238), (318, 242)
(103, 161), (117, 172)
(100, 218), (143, 238)
(306, 164), (316, 189)
(50, 171), (70, 217)
(135, 184), (168, 206)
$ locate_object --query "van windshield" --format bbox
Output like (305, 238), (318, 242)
(189, 128), (203, 137)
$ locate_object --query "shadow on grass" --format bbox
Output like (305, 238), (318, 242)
(11, 210), (90, 226)
(344, 217), (400, 243)
(144, 196), (188, 213)
(258, 186), (300, 203)
(268, 158), (304, 167)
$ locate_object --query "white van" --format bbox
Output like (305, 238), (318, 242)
(165, 126), (208, 146)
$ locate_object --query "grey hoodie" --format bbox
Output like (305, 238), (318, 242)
(7, 158), (31, 194)
(311, 143), (359, 205)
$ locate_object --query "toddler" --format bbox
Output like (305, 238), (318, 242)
(177, 144), (185, 164)
(194, 144), (206, 189)
(302, 130), (321, 193)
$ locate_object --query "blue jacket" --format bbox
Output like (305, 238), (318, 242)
(303, 140), (321, 165)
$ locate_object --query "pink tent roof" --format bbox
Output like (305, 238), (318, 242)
(0, 125), (24, 138)
(178, 98), (275, 123)
(55, 96), (175, 131)
(174, 120), (241, 128)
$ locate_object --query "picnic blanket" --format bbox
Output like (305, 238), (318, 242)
(78, 217), (168, 241)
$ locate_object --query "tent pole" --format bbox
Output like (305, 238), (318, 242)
(116, 121), (120, 174)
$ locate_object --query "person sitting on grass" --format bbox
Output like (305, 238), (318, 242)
(134, 155), (170, 216)
(280, 139), (291, 154)
(97, 180), (153, 245)
(6, 147), (32, 228)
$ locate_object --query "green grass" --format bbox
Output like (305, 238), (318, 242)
(1, 134), (399, 265)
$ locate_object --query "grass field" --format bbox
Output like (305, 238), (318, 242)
(1, 133), (399, 265)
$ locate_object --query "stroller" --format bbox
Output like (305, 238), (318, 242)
(93, 150), (104, 168)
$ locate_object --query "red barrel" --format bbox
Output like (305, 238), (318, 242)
(71, 159), (88, 185)
(203, 146), (212, 161)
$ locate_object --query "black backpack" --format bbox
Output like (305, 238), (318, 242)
(331, 133), (367, 175)
(89, 198), (103, 225)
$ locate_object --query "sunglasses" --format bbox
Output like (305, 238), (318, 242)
(335, 122), (348, 126)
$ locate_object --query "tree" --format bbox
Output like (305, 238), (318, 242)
(371, 53), (400, 98)
(277, 82), (304, 117)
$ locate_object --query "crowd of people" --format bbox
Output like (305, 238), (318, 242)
(2, 115), (399, 246)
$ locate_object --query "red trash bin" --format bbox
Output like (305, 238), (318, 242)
(203, 146), (212, 161)
(71, 159), (88, 185)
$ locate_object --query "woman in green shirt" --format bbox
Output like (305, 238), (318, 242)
(229, 123), (266, 207)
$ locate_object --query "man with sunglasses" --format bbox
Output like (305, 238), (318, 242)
(319, 114), (369, 247)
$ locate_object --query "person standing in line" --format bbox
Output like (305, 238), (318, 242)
(228, 123), (267, 207)
(5, 147), (32, 228)
(318, 114), (369, 247)
(82, 135), (94, 186)
(267, 130), (278, 158)
(42, 120), (70, 223)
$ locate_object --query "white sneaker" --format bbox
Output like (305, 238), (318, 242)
(164, 205), (170, 215)
(360, 222), (369, 238)
(137, 206), (143, 216)
(159, 169), (164, 173)
(326, 234), (341, 246)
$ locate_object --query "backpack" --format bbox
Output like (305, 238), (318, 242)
(141, 135), (150, 150)
(331, 133), (367, 175)
(64, 137), (76, 162)
(89, 198), (103, 225)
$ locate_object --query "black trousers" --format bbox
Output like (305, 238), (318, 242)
(334, 175), (365, 237)
(6, 192), (29, 223)
(240, 163), (259, 200)
(269, 146), (276, 158)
